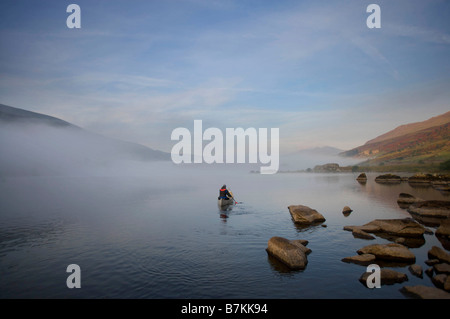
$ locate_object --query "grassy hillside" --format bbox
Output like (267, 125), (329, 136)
(340, 111), (450, 171)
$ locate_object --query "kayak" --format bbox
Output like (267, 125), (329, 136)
(218, 197), (235, 207)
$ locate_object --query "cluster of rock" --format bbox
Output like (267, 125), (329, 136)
(313, 163), (352, 173)
(367, 172), (450, 191)
(265, 173), (450, 298)
(341, 219), (450, 297)
(408, 173), (450, 190)
(396, 193), (450, 247)
(266, 205), (325, 270)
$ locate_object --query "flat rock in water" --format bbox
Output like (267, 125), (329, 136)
(342, 254), (376, 265)
(434, 263), (450, 275)
(360, 268), (408, 286)
(400, 285), (450, 299)
(436, 219), (450, 238)
(288, 205), (326, 225)
(266, 236), (309, 270)
(428, 246), (450, 264)
(397, 193), (422, 208)
(407, 200), (450, 219)
(375, 174), (402, 184)
(357, 243), (416, 263)
(425, 259), (440, 266)
(344, 218), (426, 238)
(352, 228), (375, 240)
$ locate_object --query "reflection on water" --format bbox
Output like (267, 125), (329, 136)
(0, 169), (448, 299)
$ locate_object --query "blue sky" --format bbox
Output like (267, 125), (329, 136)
(1, 0), (449, 154)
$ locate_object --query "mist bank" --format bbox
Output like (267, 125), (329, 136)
(279, 147), (361, 171)
(0, 120), (361, 177)
(0, 121), (172, 177)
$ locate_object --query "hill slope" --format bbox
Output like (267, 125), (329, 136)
(340, 111), (450, 168)
(365, 111), (450, 145)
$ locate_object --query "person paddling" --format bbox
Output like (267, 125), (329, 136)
(218, 184), (232, 200)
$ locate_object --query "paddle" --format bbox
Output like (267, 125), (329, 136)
(228, 189), (239, 204)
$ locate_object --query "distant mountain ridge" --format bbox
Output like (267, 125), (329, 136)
(340, 111), (450, 167)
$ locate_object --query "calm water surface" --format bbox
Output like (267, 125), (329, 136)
(0, 164), (448, 299)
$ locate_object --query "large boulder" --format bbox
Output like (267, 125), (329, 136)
(344, 218), (426, 238)
(357, 243), (416, 263)
(266, 236), (309, 270)
(288, 205), (326, 225)
(400, 285), (450, 299)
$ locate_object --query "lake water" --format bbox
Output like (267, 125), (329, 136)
(0, 163), (448, 299)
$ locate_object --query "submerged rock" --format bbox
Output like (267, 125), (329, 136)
(400, 285), (450, 299)
(357, 243), (416, 263)
(288, 205), (326, 225)
(266, 236), (309, 270)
